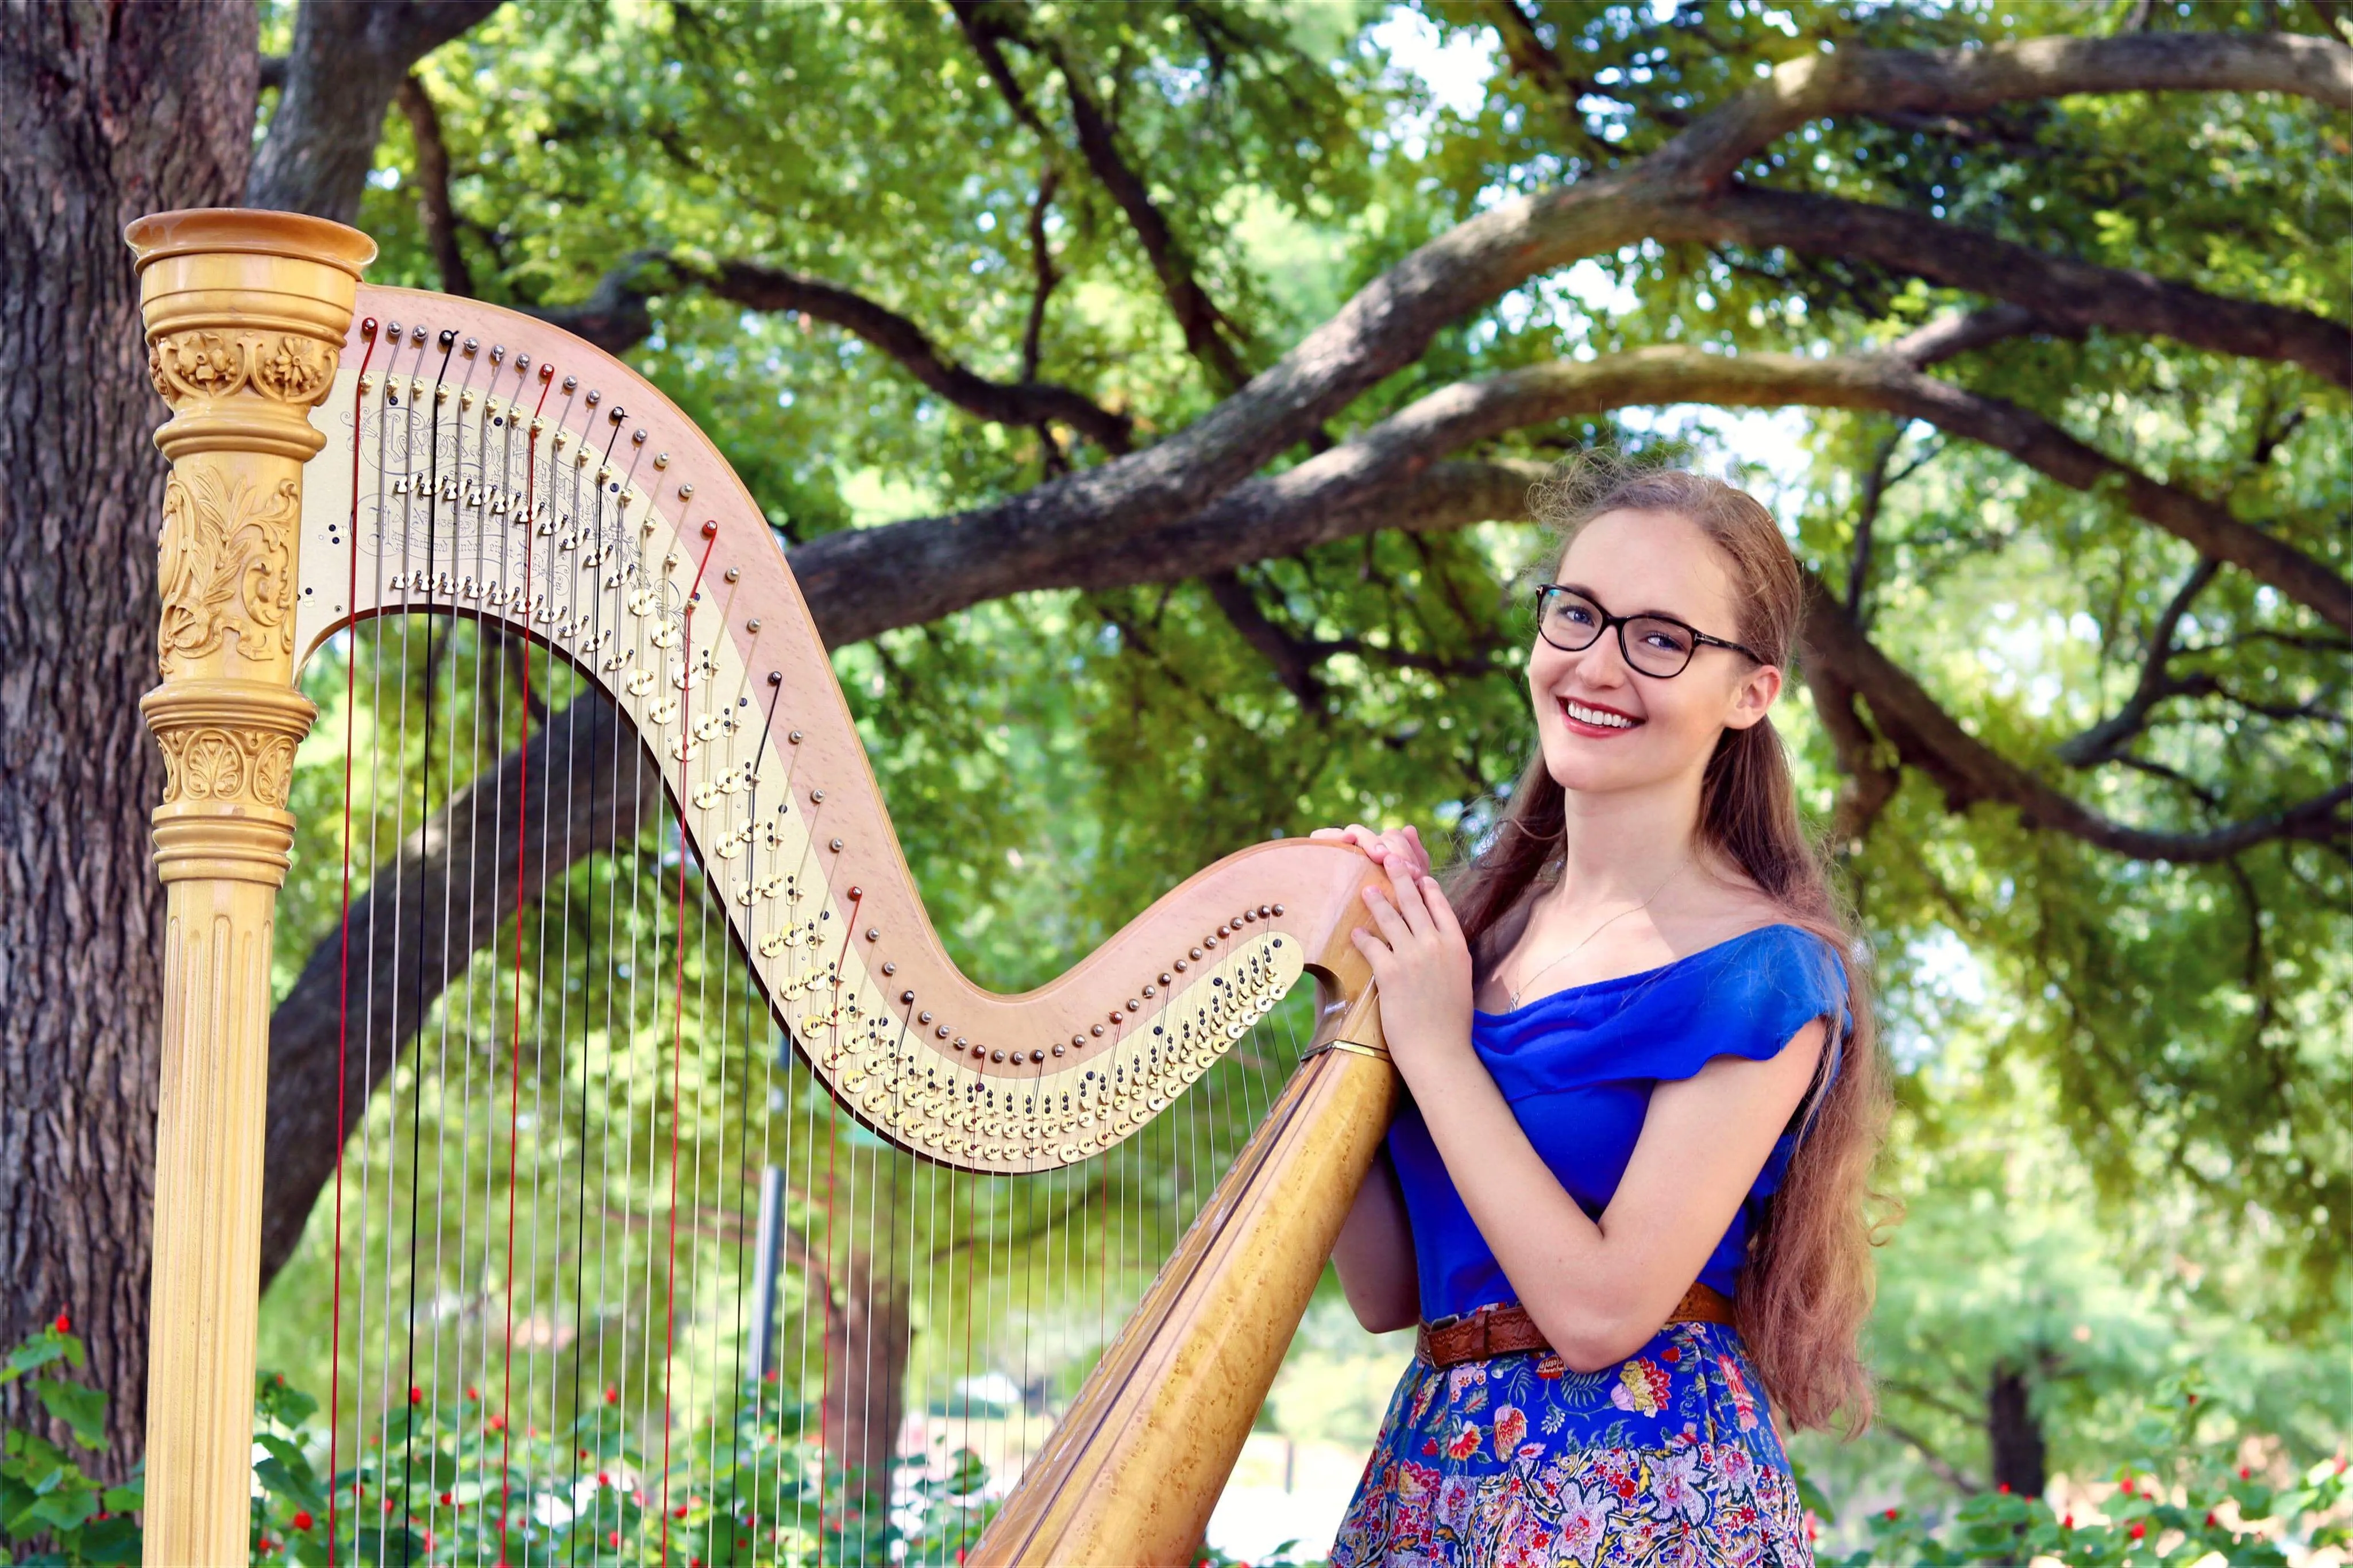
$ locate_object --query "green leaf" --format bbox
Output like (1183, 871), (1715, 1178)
(31, 1379), (108, 1450)
(1, 1339), (65, 1384)
(25, 1484), (97, 1532)
(254, 1456), (326, 1515)
(79, 1513), (144, 1565)
(100, 1481), (141, 1513)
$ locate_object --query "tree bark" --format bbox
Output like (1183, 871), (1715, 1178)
(245, 0), (502, 222)
(0, 0), (258, 1460)
(1986, 1360), (2049, 1499)
(821, 1248), (913, 1527)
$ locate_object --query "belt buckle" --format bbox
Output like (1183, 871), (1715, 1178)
(1426, 1314), (1463, 1333)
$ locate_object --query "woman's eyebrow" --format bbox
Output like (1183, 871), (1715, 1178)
(1557, 582), (1692, 621)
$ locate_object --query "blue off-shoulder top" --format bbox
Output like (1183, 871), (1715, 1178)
(1386, 922), (1849, 1322)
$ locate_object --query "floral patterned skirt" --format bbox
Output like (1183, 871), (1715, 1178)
(1328, 1320), (1812, 1568)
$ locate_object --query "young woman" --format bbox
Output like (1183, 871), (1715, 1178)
(1317, 465), (1886, 1567)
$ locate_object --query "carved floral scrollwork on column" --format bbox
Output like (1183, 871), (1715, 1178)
(153, 724), (300, 809)
(155, 466), (302, 677)
(146, 329), (338, 410)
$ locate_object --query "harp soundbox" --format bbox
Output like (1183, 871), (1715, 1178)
(128, 209), (1395, 1567)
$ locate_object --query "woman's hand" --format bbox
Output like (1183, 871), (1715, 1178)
(1310, 822), (1433, 880)
(1350, 858), (1475, 1083)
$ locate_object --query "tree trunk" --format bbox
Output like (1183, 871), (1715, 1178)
(1986, 1360), (2049, 1499)
(821, 1249), (912, 1531)
(0, 0), (257, 1459)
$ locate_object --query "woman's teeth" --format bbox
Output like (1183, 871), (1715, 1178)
(1562, 698), (1636, 730)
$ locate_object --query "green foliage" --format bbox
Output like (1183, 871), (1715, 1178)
(0, 1324), (142, 1566)
(247, 0), (2352, 1550)
(1822, 1378), (2351, 1566)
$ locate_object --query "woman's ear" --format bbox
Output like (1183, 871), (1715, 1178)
(1721, 661), (1783, 732)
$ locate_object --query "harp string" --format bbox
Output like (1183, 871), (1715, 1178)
(327, 319), (382, 1557)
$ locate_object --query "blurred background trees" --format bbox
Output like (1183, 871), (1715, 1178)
(2, 0), (2343, 1546)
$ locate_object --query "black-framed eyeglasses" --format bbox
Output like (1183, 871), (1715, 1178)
(1532, 585), (1765, 679)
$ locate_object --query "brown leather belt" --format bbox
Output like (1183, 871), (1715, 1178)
(1416, 1284), (1735, 1369)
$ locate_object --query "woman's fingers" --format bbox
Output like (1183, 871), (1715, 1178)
(1360, 883), (1412, 945)
(1420, 875), (1464, 943)
(1382, 858), (1432, 937)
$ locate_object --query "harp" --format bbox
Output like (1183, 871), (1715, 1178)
(128, 210), (1397, 1568)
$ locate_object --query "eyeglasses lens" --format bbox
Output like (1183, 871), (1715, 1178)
(1538, 590), (1697, 677)
(1623, 617), (1696, 677)
(1539, 589), (1602, 651)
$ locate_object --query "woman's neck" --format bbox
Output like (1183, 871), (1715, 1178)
(1548, 773), (1705, 906)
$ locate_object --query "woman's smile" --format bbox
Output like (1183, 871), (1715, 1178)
(1557, 694), (1642, 735)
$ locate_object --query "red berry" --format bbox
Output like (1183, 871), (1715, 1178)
(605, 1385), (620, 1404)
(2063, 1515), (2074, 1528)
(597, 1473), (611, 1488)
(2240, 1466), (2252, 1479)
(1997, 1484), (2009, 1494)
(2130, 1523), (2147, 1540)
(408, 1385), (423, 1405)
(53, 1312), (68, 1334)
(293, 1511), (314, 1531)
(466, 1385), (478, 1401)
(1884, 1508), (1899, 1521)
(2206, 1512), (2219, 1527)
(440, 1492), (452, 1507)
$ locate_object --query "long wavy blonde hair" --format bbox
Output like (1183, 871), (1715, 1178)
(1449, 459), (1889, 1435)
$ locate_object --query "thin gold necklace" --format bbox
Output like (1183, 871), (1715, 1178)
(1505, 855), (1690, 1009)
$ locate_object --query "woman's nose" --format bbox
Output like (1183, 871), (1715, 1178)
(1572, 629), (1629, 685)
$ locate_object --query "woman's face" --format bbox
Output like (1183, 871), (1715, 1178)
(1527, 507), (1782, 799)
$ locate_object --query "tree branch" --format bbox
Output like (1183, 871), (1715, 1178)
(1648, 31), (2351, 190)
(2056, 555), (2223, 765)
(1847, 424), (1905, 618)
(1878, 1416), (1986, 1497)
(1661, 185), (2353, 387)
(784, 31), (2351, 636)
(1889, 303), (2047, 366)
(957, 0), (1253, 391)
(395, 73), (473, 298)
(246, 0), (504, 223)
(1797, 571), (2350, 864)
(529, 252), (1135, 454)
(1204, 570), (1325, 706)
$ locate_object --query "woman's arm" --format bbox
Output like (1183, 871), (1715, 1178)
(1351, 858), (1825, 1372)
(1332, 1146), (1420, 1334)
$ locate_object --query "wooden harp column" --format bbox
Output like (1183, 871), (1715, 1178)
(123, 208), (1398, 1568)
(126, 211), (374, 1567)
